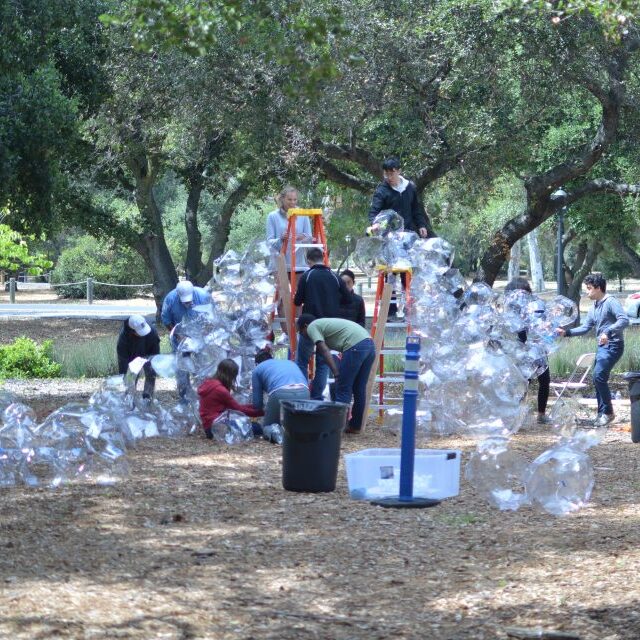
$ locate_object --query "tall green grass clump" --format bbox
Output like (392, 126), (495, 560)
(0, 338), (62, 379)
(53, 336), (119, 378)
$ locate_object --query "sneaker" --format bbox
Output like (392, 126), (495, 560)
(537, 414), (552, 424)
(344, 426), (361, 435)
(593, 413), (614, 427)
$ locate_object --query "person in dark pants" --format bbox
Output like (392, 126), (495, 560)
(338, 269), (366, 328)
(505, 278), (550, 424)
(297, 314), (376, 434)
(117, 315), (160, 398)
(556, 273), (628, 427)
(294, 247), (350, 399)
(368, 157), (435, 318)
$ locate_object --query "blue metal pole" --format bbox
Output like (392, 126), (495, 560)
(399, 336), (420, 500)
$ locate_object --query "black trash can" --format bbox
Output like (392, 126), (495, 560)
(624, 372), (640, 443)
(281, 399), (350, 492)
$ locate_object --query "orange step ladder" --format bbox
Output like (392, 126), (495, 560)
(369, 266), (412, 415)
(272, 208), (329, 356)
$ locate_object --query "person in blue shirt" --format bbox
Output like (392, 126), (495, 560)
(160, 280), (212, 399)
(252, 349), (310, 426)
(556, 273), (629, 426)
(160, 280), (212, 331)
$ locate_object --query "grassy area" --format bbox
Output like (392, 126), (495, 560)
(549, 328), (640, 377)
(52, 335), (172, 378)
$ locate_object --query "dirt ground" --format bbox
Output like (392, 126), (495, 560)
(2, 321), (640, 639)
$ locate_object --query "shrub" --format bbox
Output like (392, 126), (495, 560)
(0, 338), (62, 379)
(51, 235), (151, 299)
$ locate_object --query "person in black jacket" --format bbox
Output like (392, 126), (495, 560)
(338, 269), (366, 328)
(294, 247), (350, 399)
(368, 157), (434, 238)
(117, 315), (161, 398)
(368, 157), (435, 319)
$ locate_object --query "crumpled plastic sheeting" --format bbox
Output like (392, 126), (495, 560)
(388, 234), (596, 516)
(0, 371), (204, 489)
(211, 410), (255, 445)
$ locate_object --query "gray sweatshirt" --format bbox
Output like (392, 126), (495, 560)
(566, 294), (629, 343)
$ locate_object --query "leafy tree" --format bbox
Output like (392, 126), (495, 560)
(0, 222), (52, 274)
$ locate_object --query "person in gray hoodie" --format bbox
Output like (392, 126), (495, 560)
(556, 274), (629, 426)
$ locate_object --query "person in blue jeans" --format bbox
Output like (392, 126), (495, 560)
(297, 314), (376, 434)
(556, 274), (629, 427)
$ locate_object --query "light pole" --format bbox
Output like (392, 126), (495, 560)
(551, 188), (568, 296)
(345, 234), (351, 269)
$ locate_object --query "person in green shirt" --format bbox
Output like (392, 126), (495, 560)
(297, 314), (376, 434)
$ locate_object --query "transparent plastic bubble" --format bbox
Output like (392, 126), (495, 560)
(1, 403), (37, 448)
(211, 410), (254, 445)
(524, 444), (594, 516)
(151, 354), (178, 378)
(409, 237), (455, 274)
(546, 295), (579, 328)
(369, 210), (404, 236)
(465, 438), (530, 511)
(463, 282), (496, 306)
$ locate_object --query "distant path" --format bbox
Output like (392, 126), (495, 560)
(0, 303), (155, 320)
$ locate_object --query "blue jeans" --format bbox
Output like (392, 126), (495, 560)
(335, 338), (376, 430)
(594, 342), (624, 416)
(296, 332), (330, 400)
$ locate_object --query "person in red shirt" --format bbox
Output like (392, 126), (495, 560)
(198, 359), (263, 439)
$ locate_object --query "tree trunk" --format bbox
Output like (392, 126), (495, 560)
(614, 237), (640, 278)
(566, 240), (601, 323)
(527, 229), (545, 292)
(507, 240), (521, 282)
(128, 153), (178, 317)
(197, 181), (249, 284)
(184, 173), (204, 283)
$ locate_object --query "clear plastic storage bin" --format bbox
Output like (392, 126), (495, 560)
(344, 448), (461, 501)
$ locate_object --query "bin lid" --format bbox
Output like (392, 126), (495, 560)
(623, 371), (640, 381)
(281, 399), (350, 414)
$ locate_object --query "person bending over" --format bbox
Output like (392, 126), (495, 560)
(252, 349), (310, 426)
(297, 314), (376, 434)
(117, 315), (160, 399)
(198, 359), (263, 439)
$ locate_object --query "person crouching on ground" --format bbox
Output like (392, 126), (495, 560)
(297, 314), (376, 434)
(252, 349), (310, 426)
(117, 315), (160, 399)
(198, 359), (263, 439)
(556, 273), (629, 427)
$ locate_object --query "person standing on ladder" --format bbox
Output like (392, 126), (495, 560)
(368, 156), (435, 319)
(294, 247), (350, 400)
(266, 186), (312, 333)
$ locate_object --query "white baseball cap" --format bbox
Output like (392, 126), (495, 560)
(176, 280), (194, 303)
(128, 315), (152, 337)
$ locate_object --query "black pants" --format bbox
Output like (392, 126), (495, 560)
(537, 367), (550, 414)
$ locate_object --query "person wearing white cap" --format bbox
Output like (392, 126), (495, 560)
(160, 280), (212, 332)
(117, 315), (161, 398)
(160, 280), (212, 399)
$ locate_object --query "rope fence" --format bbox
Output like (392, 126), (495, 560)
(4, 276), (153, 305)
